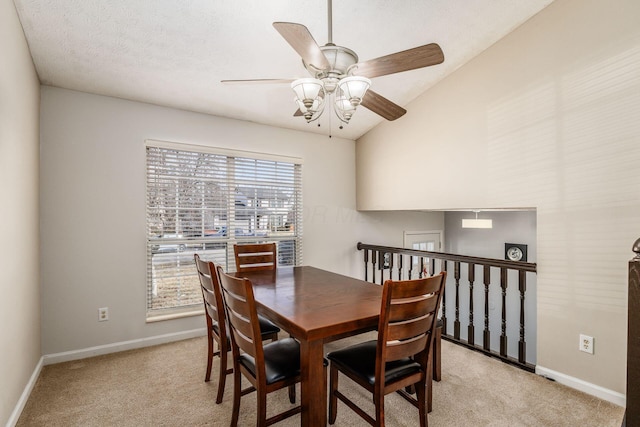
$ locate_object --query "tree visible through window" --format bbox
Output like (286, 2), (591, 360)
(145, 142), (302, 317)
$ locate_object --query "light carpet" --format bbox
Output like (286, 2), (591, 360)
(17, 333), (624, 426)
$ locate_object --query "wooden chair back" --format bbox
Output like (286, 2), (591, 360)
(194, 254), (226, 334)
(234, 243), (277, 273)
(216, 266), (266, 376)
(376, 271), (447, 386)
(194, 254), (234, 403)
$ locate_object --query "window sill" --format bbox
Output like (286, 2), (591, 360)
(146, 307), (204, 323)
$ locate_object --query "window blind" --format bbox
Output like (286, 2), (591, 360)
(145, 142), (303, 316)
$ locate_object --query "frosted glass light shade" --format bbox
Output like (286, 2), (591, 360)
(334, 96), (356, 123)
(291, 78), (324, 108)
(337, 76), (371, 106)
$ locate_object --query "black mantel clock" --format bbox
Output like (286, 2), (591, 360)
(505, 243), (528, 262)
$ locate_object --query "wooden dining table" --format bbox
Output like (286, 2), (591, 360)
(234, 265), (383, 426)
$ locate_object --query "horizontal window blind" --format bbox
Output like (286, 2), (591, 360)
(146, 143), (303, 316)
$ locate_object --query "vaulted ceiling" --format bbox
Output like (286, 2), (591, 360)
(14, 0), (555, 140)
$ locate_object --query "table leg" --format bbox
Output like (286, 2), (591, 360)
(300, 339), (326, 426)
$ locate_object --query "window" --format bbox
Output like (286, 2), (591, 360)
(145, 140), (303, 319)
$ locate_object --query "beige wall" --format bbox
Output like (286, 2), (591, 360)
(39, 86), (443, 356)
(357, 0), (640, 395)
(0, 0), (41, 424)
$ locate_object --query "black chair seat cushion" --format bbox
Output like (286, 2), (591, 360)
(240, 337), (300, 385)
(212, 322), (231, 347)
(213, 317), (278, 342)
(327, 340), (421, 386)
(258, 315), (281, 336)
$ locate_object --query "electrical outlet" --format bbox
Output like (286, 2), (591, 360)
(98, 307), (109, 322)
(579, 334), (594, 354)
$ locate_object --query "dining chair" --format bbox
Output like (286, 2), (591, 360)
(326, 271), (447, 427)
(233, 241), (298, 403)
(234, 242), (277, 273)
(216, 266), (301, 426)
(193, 254), (280, 404)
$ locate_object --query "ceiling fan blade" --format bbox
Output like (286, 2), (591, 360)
(354, 43), (444, 79)
(293, 109), (303, 117)
(360, 90), (407, 121)
(273, 22), (330, 70)
(221, 79), (294, 84)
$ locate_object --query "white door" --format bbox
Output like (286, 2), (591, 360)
(403, 231), (442, 277)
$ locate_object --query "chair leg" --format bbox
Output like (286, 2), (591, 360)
(427, 355), (433, 413)
(216, 340), (228, 404)
(288, 384), (296, 404)
(433, 325), (442, 382)
(416, 378), (428, 427)
(324, 362), (327, 408)
(257, 387), (268, 427)
(374, 392), (385, 427)
(205, 328), (214, 382)
(230, 364), (242, 427)
(328, 365), (339, 424)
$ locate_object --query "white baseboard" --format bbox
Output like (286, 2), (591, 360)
(8, 329), (206, 425)
(42, 328), (206, 365)
(6, 356), (43, 427)
(536, 365), (626, 407)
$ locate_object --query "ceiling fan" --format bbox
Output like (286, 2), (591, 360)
(222, 0), (444, 126)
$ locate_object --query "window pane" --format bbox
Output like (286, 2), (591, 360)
(146, 144), (302, 316)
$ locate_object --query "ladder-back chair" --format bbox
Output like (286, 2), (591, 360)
(216, 266), (301, 426)
(234, 243), (277, 273)
(194, 254), (280, 404)
(327, 271), (447, 427)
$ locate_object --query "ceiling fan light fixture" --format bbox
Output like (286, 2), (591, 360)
(291, 78), (325, 109)
(334, 95), (356, 123)
(295, 95), (325, 123)
(337, 76), (371, 107)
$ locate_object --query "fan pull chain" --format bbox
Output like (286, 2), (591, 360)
(328, 102), (333, 138)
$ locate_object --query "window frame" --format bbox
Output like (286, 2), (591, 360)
(145, 139), (303, 321)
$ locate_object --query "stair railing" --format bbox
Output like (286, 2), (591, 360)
(357, 242), (537, 370)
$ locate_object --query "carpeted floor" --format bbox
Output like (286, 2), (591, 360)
(17, 333), (624, 426)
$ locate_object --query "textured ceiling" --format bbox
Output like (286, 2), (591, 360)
(14, 0), (555, 140)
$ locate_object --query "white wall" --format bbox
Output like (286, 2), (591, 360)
(39, 86), (443, 356)
(0, 0), (41, 424)
(357, 0), (640, 396)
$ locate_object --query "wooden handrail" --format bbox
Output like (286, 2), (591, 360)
(357, 242), (537, 272)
